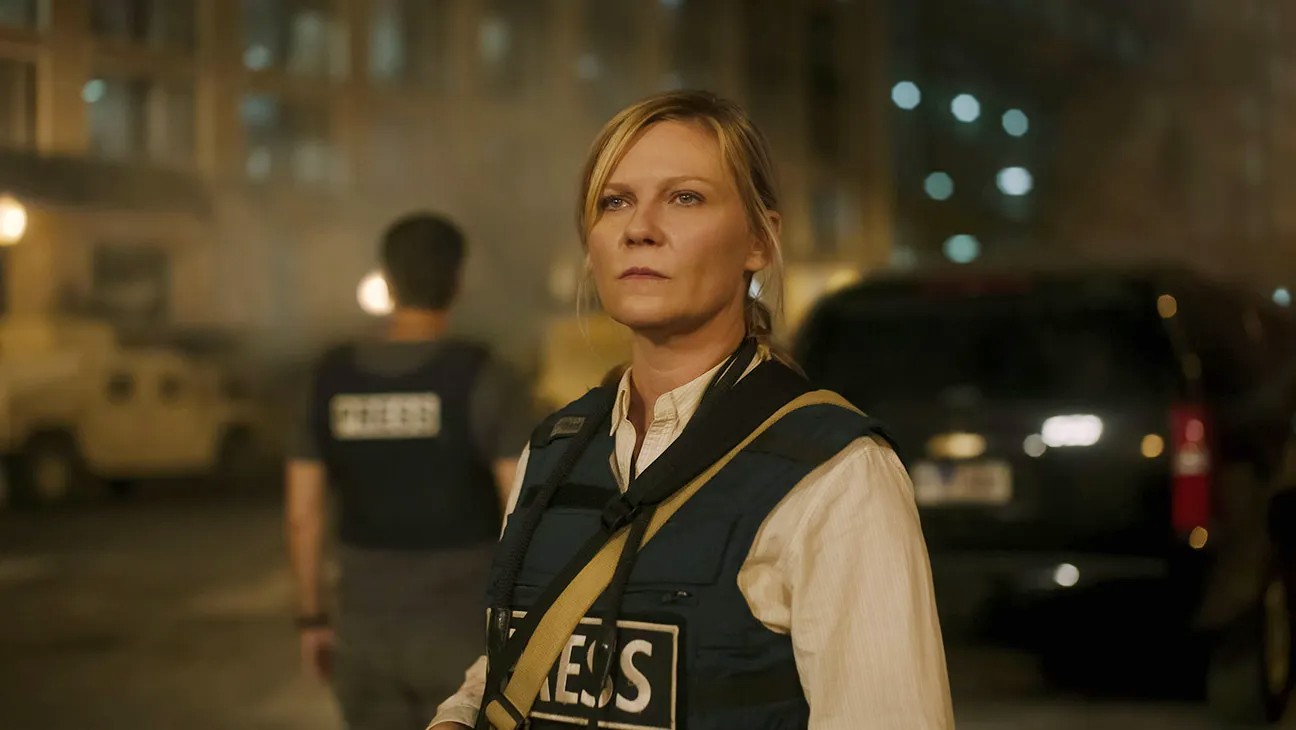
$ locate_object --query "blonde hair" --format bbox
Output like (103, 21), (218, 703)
(576, 90), (785, 347)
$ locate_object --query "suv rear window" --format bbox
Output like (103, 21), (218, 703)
(802, 292), (1180, 405)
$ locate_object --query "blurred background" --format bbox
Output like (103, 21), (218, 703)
(0, 0), (1295, 728)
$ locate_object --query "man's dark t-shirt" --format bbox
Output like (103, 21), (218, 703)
(295, 339), (533, 616)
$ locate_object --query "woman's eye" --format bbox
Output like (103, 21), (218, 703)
(600, 195), (628, 211)
(673, 192), (702, 206)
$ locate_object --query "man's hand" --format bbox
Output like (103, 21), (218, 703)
(299, 625), (336, 682)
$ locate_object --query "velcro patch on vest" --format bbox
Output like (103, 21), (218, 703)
(550, 416), (586, 441)
(513, 611), (679, 729)
(329, 392), (442, 440)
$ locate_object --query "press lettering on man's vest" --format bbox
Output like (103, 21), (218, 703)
(509, 611), (679, 730)
(329, 392), (442, 440)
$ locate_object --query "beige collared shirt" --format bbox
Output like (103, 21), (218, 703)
(430, 358), (955, 729)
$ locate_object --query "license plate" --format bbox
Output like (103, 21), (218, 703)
(912, 460), (1013, 506)
(514, 612), (680, 730)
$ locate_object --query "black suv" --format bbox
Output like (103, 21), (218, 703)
(796, 266), (1296, 725)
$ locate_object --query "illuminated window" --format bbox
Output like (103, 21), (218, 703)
(241, 93), (338, 185)
(370, 0), (450, 89)
(87, 75), (195, 166)
(243, 0), (347, 78)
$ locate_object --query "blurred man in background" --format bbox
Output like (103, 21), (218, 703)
(284, 213), (531, 730)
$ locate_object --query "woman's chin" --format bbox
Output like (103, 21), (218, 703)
(604, 301), (677, 333)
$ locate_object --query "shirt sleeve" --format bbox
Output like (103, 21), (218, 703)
(469, 356), (536, 464)
(739, 437), (955, 729)
(286, 367), (322, 462)
(428, 444), (531, 728)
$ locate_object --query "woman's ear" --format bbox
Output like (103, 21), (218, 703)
(746, 211), (781, 273)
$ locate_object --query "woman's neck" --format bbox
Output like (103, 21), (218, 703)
(626, 310), (746, 436)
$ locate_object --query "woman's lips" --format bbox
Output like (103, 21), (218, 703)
(619, 267), (668, 280)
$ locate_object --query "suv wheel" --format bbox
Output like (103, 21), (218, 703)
(15, 432), (91, 507)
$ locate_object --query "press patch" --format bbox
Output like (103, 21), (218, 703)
(512, 611), (680, 730)
(329, 392), (442, 440)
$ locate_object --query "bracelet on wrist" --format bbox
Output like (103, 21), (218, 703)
(294, 613), (330, 630)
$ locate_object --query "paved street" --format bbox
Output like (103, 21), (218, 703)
(0, 488), (1290, 729)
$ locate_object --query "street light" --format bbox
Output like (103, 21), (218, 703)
(357, 270), (393, 316)
(0, 195), (28, 245)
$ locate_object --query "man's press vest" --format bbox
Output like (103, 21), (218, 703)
(311, 342), (500, 551)
(484, 386), (893, 730)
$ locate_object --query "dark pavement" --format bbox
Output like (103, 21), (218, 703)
(0, 487), (1287, 729)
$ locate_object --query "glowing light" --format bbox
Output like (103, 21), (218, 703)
(951, 94), (981, 122)
(82, 79), (107, 104)
(943, 234), (980, 264)
(892, 81), (921, 110)
(928, 432), (987, 460)
(924, 172), (955, 201)
(244, 45), (272, 71)
(357, 271), (394, 316)
(1274, 288), (1291, 307)
(0, 195), (28, 244)
(996, 167), (1034, 196)
(1054, 563), (1080, 588)
(1023, 434), (1047, 458)
(1041, 415), (1104, 448)
(1142, 434), (1165, 459)
(1003, 109), (1030, 136)
(1189, 527), (1209, 550)
(1157, 294), (1179, 319)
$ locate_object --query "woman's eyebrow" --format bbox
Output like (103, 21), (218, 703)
(603, 175), (715, 190)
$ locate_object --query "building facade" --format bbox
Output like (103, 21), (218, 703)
(0, 0), (894, 367)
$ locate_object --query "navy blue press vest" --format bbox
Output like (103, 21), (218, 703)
(485, 386), (894, 730)
(311, 341), (501, 550)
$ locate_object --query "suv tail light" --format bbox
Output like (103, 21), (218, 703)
(1170, 403), (1212, 536)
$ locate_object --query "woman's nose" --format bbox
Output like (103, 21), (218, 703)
(624, 204), (663, 247)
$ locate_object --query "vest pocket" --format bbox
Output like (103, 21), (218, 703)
(630, 512), (739, 587)
(515, 507), (603, 586)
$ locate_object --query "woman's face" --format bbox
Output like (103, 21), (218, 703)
(587, 120), (770, 338)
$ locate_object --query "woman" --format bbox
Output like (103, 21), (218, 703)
(430, 91), (953, 729)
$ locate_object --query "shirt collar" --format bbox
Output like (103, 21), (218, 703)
(609, 345), (771, 436)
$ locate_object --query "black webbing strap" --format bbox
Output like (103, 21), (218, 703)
(479, 390), (615, 730)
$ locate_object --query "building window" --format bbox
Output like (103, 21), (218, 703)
(243, 0), (347, 78)
(743, 0), (788, 128)
(807, 7), (842, 161)
(667, 0), (718, 91)
(241, 93), (338, 185)
(86, 75), (196, 166)
(584, 1), (644, 118)
(0, 59), (36, 149)
(0, 0), (37, 28)
(369, 0), (450, 89)
(91, 0), (196, 50)
(481, 0), (546, 96)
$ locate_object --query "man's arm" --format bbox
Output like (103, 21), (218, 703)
(285, 458), (328, 617)
(285, 457), (333, 680)
(470, 355), (537, 510)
